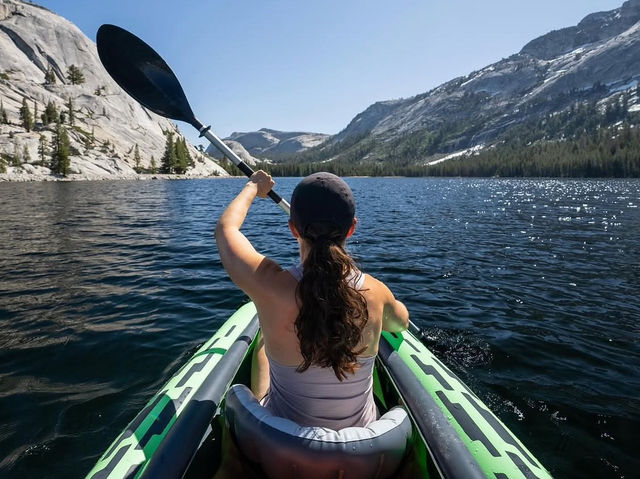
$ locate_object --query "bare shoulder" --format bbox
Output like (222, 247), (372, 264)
(251, 257), (298, 302)
(362, 273), (409, 333)
(253, 255), (285, 279)
(252, 260), (299, 335)
(361, 273), (394, 300)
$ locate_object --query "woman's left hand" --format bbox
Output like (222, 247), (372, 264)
(248, 170), (275, 198)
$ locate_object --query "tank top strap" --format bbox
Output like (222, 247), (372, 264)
(351, 270), (365, 290)
(288, 263), (365, 290)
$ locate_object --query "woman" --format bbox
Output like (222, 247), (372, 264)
(215, 170), (409, 429)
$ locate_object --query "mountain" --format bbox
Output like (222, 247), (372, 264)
(205, 139), (262, 166)
(224, 128), (329, 158)
(297, 0), (640, 167)
(0, 0), (227, 180)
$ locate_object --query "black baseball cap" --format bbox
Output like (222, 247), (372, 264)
(290, 172), (355, 238)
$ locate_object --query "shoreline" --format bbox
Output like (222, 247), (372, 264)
(2, 172), (637, 182)
(0, 172), (236, 182)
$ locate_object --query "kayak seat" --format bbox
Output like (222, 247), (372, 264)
(224, 384), (412, 479)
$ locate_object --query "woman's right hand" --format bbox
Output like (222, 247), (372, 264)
(248, 170), (275, 198)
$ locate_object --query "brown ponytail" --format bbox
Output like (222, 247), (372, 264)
(295, 228), (369, 380)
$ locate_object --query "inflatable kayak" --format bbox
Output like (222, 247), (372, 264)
(86, 302), (551, 479)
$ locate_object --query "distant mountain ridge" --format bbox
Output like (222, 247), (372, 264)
(521, 0), (640, 60)
(224, 128), (329, 158)
(205, 138), (261, 167)
(292, 0), (640, 167)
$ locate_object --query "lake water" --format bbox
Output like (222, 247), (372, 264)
(0, 178), (639, 478)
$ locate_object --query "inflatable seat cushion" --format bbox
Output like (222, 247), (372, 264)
(224, 384), (412, 479)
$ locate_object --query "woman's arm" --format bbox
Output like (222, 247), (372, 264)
(215, 171), (279, 297)
(382, 296), (410, 333)
(365, 275), (409, 333)
(379, 280), (409, 333)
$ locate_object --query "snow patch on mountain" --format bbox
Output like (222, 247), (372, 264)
(425, 144), (486, 166)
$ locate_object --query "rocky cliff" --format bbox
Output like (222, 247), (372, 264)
(0, 0), (227, 180)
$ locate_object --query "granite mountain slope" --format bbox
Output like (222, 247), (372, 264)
(0, 0), (227, 179)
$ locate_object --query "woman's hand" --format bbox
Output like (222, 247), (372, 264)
(248, 170), (275, 198)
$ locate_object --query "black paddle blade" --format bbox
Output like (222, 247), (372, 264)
(97, 24), (198, 127)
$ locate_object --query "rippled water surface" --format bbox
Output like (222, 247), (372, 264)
(1, 178), (639, 478)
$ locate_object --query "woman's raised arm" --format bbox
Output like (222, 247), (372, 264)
(215, 171), (276, 296)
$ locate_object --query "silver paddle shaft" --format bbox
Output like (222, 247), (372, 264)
(199, 126), (291, 215)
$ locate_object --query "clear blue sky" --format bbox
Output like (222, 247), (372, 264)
(39, 0), (624, 146)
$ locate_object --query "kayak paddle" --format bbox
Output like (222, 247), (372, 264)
(96, 25), (425, 336)
(96, 24), (290, 214)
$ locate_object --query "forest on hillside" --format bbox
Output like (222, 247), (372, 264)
(218, 87), (640, 178)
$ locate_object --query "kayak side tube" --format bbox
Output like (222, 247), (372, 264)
(378, 331), (553, 479)
(86, 302), (259, 479)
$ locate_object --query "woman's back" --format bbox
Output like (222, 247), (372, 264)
(253, 265), (386, 372)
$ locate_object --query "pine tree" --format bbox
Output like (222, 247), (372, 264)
(0, 100), (8, 124)
(174, 137), (187, 174)
(12, 141), (22, 167)
(41, 101), (59, 125)
(183, 138), (194, 168)
(19, 97), (34, 132)
(622, 93), (629, 119)
(67, 65), (85, 85)
(38, 134), (48, 163)
(171, 137), (194, 174)
(67, 97), (75, 126)
(134, 143), (141, 173)
(33, 100), (39, 127)
(84, 127), (95, 150)
(161, 131), (176, 173)
(52, 121), (71, 176)
(150, 155), (157, 174)
(22, 144), (31, 164)
(44, 66), (57, 85)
